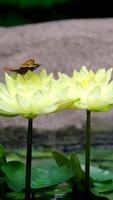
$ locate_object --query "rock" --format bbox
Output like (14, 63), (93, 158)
(0, 19), (113, 147)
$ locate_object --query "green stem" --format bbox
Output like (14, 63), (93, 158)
(0, 182), (5, 200)
(85, 110), (91, 195)
(25, 118), (33, 200)
(31, 192), (35, 200)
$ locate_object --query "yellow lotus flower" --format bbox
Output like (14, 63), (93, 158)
(58, 66), (113, 112)
(0, 69), (80, 118)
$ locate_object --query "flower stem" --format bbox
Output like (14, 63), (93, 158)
(0, 182), (5, 200)
(25, 118), (33, 200)
(85, 110), (91, 195)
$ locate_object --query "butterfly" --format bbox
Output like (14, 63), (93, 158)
(3, 59), (40, 75)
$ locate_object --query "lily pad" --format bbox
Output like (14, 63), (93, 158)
(81, 165), (113, 182)
(2, 161), (74, 192)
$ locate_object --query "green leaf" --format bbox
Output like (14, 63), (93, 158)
(1, 161), (25, 191)
(52, 150), (70, 166)
(53, 151), (85, 185)
(70, 153), (84, 184)
(31, 165), (74, 189)
(53, 151), (86, 193)
(2, 161), (74, 192)
(6, 192), (24, 200)
(89, 166), (113, 182)
(90, 166), (113, 199)
(0, 146), (6, 200)
(0, 144), (6, 169)
(93, 182), (113, 193)
(104, 193), (113, 200)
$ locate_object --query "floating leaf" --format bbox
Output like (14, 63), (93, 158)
(1, 161), (25, 191)
(2, 161), (74, 192)
(90, 166), (113, 182)
(93, 182), (113, 193)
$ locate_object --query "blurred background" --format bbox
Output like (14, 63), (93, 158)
(0, 0), (112, 27)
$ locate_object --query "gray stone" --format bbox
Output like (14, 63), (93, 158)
(0, 19), (113, 137)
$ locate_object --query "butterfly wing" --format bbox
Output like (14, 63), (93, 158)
(20, 59), (40, 74)
(3, 59), (40, 74)
(21, 59), (35, 67)
(3, 66), (18, 72)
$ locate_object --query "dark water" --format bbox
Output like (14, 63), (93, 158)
(1, 126), (113, 151)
